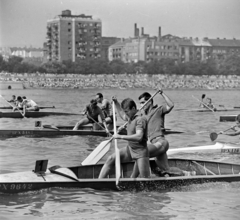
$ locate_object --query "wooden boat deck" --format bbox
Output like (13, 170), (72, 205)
(1, 158), (240, 193)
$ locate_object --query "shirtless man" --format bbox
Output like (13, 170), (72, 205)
(98, 97), (150, 178)
(13, 96), (39, 113)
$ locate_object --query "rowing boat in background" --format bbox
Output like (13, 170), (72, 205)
(176, 108), (237, 112)
(0, 125), (184, 138)
(0, 106), (55, 110)
(0, 111), (80, 118)
(0, 157), (240, 193)
(219, 115), (237, 122)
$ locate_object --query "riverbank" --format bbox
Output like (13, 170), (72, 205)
(1, 72), (240, 90)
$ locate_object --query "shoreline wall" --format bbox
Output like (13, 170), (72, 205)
(1, 73), (240, 90)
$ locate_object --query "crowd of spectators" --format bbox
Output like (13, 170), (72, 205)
(1, 72), (240, 90)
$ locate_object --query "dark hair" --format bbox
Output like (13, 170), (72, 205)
(17, 96), (22, 101)
(138, 92), (152, 102)
(96, 93), (103, 99)
(22, 96), (26, 99)
(90, 99), (97, 105)
(121, 98), (136, 110)
(202, 94), (206, 99)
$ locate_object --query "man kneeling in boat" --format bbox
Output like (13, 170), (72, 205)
(13, 96), (40, 113)
(73, 99), (110, 134)
(95, 93), (114, 130)
(99, 98), (150, 178)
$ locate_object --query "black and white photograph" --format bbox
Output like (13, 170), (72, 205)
(0, 0), (240, 219)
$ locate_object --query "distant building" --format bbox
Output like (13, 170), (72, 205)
(45, 10), (102, 62)
(101, 37), (121, 61)
(109, 23), (240, 64)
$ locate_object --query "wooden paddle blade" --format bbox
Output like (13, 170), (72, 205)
(81, 139), (113, 165)
(43, 125), (60, 131)
(210, 132), (218, 141)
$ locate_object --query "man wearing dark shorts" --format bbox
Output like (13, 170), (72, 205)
(138, 90), (185, 176)
(95, 93), (114, 130)
(73, 99), (109, 133)
(98, 98), (150, 178)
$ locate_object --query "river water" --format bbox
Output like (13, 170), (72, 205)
(0, 88), (240, 220)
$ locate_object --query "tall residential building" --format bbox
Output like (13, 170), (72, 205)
(45, 10), (102, 62)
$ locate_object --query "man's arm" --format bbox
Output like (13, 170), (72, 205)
(159, 89), (174, 112)
(114, 129), (143, 141)
(112, 97), (128, 121)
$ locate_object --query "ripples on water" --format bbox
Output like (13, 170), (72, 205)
(0, 89), (240, 219)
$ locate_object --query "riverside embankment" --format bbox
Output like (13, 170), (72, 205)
(1, 72), (240, 90)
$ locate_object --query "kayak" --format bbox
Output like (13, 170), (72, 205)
(0, 111), (80, 118)
(0, 106), (55, 110)
(219, 115), (237, 122)
(176, 108), (237, 112)
(1, 157), (240, 193)
(168, 142), (240, 155)
(0, 125), (184, 138)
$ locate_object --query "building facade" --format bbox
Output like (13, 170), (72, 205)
(45, 10), (102, 62)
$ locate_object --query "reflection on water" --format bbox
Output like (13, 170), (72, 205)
(0, 89), (240, 219)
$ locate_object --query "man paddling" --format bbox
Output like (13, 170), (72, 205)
(8, 95), (16, 104)
(13, 96), (40, 113)
(98, 98), (150, 178)
(137, 90), (187, 176)
(95, 93), (114, 130)
(73, 99), (110, 134)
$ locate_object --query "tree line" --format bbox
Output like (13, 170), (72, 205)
(0, 52), (240, 75)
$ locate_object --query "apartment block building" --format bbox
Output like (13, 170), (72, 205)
(45, 10), (102, 62)
(109, 23), (240, 64)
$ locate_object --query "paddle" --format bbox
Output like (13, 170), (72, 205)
(81, 89), (160, 166)
(43, 125), (60, 131)
(0, 95), (26, 118)
(192, 95), (216, 114)
(112, 101), (121, 185)
(210, 125), (237, 141)
(87, 113), (111, 136)
(49, 166), (80, 182)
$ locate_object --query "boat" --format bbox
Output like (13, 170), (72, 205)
(1, 157), (240, 193)
(0, 111), (80, 118)
(176, 108), (237, 112)
(0, 106), (55, 110)
(0, 125), (184, 138)
(219, 115), (237, 122)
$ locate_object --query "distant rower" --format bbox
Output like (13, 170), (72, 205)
(13, 96), (39, 112)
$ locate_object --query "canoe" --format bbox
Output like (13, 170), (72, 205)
(0, 111), (80, 118)
(1, 157), (240, 193)
(176, 108), (237, 112)
(0, 125), (184, 138)
(219, 115), (237, 122)
(0, 106), (55, 110)
(168, 142), (240, 155)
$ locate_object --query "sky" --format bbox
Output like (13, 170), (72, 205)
(1, 0), (240, 48)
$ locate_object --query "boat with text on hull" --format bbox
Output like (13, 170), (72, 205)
(0, 106), (55, 110)
(0, 111), (80, 118)
(0, 157), (240, 194)
(176, 108), (237, 112)
(0, 125), (184, 138)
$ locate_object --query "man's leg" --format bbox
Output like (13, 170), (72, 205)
(98, 146), (131, 178)
(73, 118), (89, 130)
(134, 157), (150, 178)
(148, 138), (170, 171)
